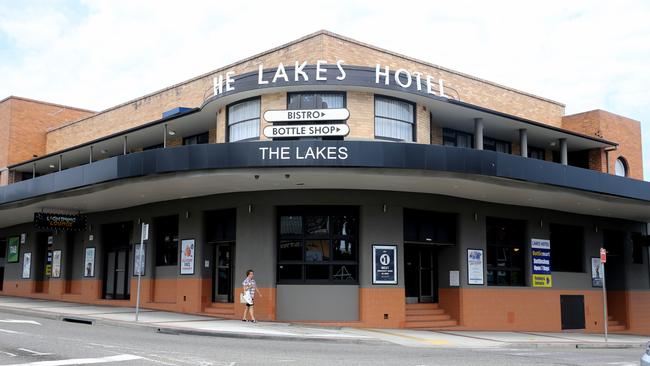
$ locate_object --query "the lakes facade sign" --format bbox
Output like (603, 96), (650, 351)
(212, 60), (454, 99)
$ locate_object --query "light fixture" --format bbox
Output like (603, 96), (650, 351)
(540, 219), (543, 229)
(168, 130), (176, 136)
(284, 174), (290, 179)
(49, 164), (55, 168)
(473, 213), (478, 222)
(549, 141), (557, 147)
(100, 149), (108, 154)
(248, 204), (253, 213)
(382, 204), (387, 213)
(185, 211), (190, 219)
(254, 175), (260, 180)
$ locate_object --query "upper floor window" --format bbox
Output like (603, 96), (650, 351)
(228, 98), (260, 142)
(443, 128), (473, 148)
(528, 146), (545, 160)
(288, 92), (344, 109)
(615, 157), (628, 177)
(375, 95), (415, 142)
(183, 132), (209, 145)
(484, 137), (511, 154)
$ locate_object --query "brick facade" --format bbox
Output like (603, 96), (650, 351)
(562, 110), (643, 180)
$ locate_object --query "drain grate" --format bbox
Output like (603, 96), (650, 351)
(61, 317), (94, 325)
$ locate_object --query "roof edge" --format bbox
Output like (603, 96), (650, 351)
(0, 95), (95, 113)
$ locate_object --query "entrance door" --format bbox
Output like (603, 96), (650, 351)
(102, 222), (132, 300)
(560, 295), (586, 330)
(405, 245), (438, 303)
(104, 248), (130, 300)
(213, 242), (234, 303)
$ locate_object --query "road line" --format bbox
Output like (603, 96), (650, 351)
(18, 348), (54, 356)
(3, 354), (143, 366)
(0, 328), (20, 334)
(0, 351), (17, 357)
(0, 320), (41, 325)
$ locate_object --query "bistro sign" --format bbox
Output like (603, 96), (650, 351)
(34, 212), (87, 232)
(264, 108), (349, 123)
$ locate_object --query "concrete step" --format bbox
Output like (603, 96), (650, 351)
(405, 308), (446, 316)
(608, 324), (626, 332)
(608, 320), (622, 327)
(406, 314), (451, 322)
(204, 303), (235, 316)
(405, 303), (439, 309)
(405, 320), (458, 328)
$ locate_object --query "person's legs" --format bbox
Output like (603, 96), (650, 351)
(249, 305), (255, 322)
(242, 305), (249, 321)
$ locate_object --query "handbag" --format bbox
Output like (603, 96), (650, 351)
(239, 292), (247, 304)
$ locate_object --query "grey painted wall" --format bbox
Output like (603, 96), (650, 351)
(277, 284), (359, 321)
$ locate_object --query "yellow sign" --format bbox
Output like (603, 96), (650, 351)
(533, 274), (552, 288)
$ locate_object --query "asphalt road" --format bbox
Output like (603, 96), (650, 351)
(0, 310), (643, 366)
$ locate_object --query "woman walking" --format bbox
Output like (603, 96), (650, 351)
(242, 269), (262, 323)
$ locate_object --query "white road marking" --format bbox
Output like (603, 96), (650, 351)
(18, 348), (54, 356)
(0, 320), (41, 326)
(0, 328), (20, 334)
(3, 354), (143, 366)
(1, 351), (18, 357)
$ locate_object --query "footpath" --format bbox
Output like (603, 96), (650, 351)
(0, 295), (647, 349)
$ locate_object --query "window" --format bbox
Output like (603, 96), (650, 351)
(615, 157), (628, 177)
(288, 92), (344, 109)
(227, 98), (260, 142)
(484, 137), (511, 154)
(154, 215), (179, 266)
(183, 132), (209, 145)
(375, 95), (415, 142)
(443, 128), (473, 148)
(549, 224), (584, 272)
(486, 217), (525, 286)
(277, 206), (358, 284)
(528, 146), (545, 160)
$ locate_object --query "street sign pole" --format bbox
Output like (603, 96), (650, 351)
(600, 248), (608, 342)
(135, 222), (147, 322)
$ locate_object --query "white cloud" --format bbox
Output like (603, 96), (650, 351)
(0, 0), (649, 179)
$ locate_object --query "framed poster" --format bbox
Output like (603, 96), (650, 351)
(134, 243), (145, 276)
(52, 250), (62, 278)
(467, 249), (484, 285)
(180, 239), (195, 275)
(591, 257), (603, 288)
(84, 247), (95, 277)
(22, 252), (31, 279)
(7, 236), (19, 263)
(372, 245), (397, 285)
(531, 238), (552, 288)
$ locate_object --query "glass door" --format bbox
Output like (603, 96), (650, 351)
(213, 242), (234, 303)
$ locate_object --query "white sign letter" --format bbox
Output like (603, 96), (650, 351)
(316, 60), (328, 81)
(375, 64), (390, 85)
(295, 61), (309, 81)
(336, 60), (346, 80)
(258, 65), (268, 85)
(272, 63), (289, 83)
(225, 71), (235, 92)
(394, 68), (412, 88)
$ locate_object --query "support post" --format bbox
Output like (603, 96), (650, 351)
(58, 155), (62, 172)
(123, 135), (128, 155)
(601, 262), (608, 342)
(560, 138), (568, 165)
(474, 118), (483, 150)
(163, 124), (168, 148)
(519, 129), (528, 157)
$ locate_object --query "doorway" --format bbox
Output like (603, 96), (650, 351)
(205, 208), (236, 303)
(213, 243), (235, 303)
(405, 244), (438, 303)
(102, 222), (132, 300)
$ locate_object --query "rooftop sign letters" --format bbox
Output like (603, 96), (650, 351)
(213, 60), (452, 99)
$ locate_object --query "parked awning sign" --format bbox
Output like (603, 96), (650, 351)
(263, 124), (350, 138)
(264, 108), (350, 122)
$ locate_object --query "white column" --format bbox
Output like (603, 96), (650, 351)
(474, 118), (483, 150)
(560, 138), (568, 165)
(519, 129), (528, 157)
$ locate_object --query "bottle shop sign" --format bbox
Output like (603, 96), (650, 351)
(264, 108), (349, 123)
(263, 124), (350, 138)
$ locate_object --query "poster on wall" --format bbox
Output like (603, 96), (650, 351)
(531, 238), (552, 288)
(134, 244), (145, 276)
(591, 257), (603, 287)
(467, 249), (484, 285)
(22, 252), (31, 279)
(84, 247), (95, 277)
(52, 250), (62, 278)
(372, 245), (397, 285)
(180, 239), (195, 275)
(7, 236), (19, 263)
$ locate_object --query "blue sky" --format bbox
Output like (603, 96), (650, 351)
(1, 0), (648, 181)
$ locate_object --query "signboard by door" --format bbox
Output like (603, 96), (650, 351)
(591, 257), (603, 287)
(372, 245), (397, 285)
(531, 238), (552, 288)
